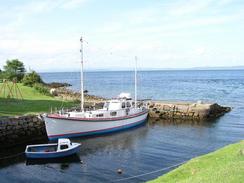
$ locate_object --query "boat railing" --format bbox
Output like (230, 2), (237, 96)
(49, 102), (147, 115)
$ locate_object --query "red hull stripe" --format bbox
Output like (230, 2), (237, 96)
(47, 110), (148, 122)
(48, 118), (146, 138)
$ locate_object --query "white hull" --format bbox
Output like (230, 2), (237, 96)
(44, 110), (148, 140)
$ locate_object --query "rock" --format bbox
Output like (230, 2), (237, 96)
(46, 82), (71, 88)
(6, 125), (12, 130)
(29, 123), (34, 127)
(197, 100), (203, 104)
(50, 88), (58, 96)
(32, 117), (38, 122)
(239, 149), (244, 156)
(208, 103), (231, 119)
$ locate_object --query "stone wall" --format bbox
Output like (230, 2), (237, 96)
(0, 115), (47, 148)
(148, 101), (231, 121)
(0, 101), (231, 148)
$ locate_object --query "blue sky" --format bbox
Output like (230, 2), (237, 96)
(0, 0), (243, 72)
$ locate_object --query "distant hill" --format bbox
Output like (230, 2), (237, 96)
(191, 66), (244, 70)
(141, 66), (244, 71)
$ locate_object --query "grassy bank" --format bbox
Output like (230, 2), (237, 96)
(0, 83), (78, 116)
(149, 140), (244, 183)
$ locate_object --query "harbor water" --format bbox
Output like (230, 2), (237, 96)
(1, 70), (244, 182)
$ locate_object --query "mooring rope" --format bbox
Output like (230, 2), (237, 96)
(113, 160), (187, 182)
(0, 152), (24, 160)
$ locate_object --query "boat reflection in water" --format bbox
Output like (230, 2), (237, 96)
(26, 154), (81, 166)
(74, 121), (149, 156)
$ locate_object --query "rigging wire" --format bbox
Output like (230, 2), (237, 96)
(82, 39), (135, 63)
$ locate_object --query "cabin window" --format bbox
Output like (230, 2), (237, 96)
(96, 113), (104, 117)
(110, 111), (117, 116)
(122, 102), (125, 108)
(126, 102), (131, 108)
(60, 145), (68, 150)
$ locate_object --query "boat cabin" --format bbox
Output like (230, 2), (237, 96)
(86, 93), (139, 118)
(61, 93), (143, 119)
(103, 93), (134, 110)
(57, 138), (73, 151)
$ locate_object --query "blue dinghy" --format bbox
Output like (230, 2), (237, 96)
(25, 138), (81, 159)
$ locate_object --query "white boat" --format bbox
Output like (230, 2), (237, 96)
(25, 138), (81, 159)
(43, 37), (149, 140)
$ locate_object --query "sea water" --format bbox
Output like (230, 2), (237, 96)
(0, 70), (243, 182)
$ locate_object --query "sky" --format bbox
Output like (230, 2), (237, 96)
(0, 0), (244, 72)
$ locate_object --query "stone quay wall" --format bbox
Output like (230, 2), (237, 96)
(148, 101), (231, 121)
(0, 101), (231, 148)
(0, 115), (47, 148)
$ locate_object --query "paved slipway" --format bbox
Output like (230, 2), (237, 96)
(0, 70), (244, 183)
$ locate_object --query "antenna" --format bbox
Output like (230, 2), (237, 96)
(80, 36), (84, 112)
(134, 56), (137, 109)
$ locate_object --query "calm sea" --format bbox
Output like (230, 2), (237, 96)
(1, 70), (244, 183)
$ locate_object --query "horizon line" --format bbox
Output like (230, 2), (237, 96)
(38, 66), (244, 73)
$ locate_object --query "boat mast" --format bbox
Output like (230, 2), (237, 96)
(134, 56), (137, 109)
(80, 37), (84, 112)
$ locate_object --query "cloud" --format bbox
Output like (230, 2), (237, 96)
(0, 0), (244, 71)
(168, 0), (214, 16)
(61, 0), (87, 9)
(0, 0), (88, 27)
(98, 0), (243, 38)
(195, 47), (206, 55)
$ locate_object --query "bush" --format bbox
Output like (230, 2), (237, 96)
(22, 71), (43, 86)
(0, 70), (3, 81)
(33, 83), (51, 96)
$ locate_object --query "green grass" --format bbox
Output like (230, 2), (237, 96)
(148, 140), (244, 183)
(0, 83), (78, 116)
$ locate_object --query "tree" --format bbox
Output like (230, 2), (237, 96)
(0, 69), (2, 80)
(22, 71), (43, 86)
(3, 59), (26, 81)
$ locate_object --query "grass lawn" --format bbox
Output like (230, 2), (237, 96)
(149, 140), (244, 183)
(0, 83), (78, 116)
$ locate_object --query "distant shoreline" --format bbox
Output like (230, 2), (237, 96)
(38, 68), (244, 73)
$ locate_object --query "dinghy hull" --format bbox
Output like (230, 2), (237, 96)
(25, 143), (81, 159)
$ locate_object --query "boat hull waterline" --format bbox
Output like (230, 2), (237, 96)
(44, 110), (148, 140)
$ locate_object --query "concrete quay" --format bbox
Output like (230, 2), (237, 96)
(148, 101), (231, 120)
